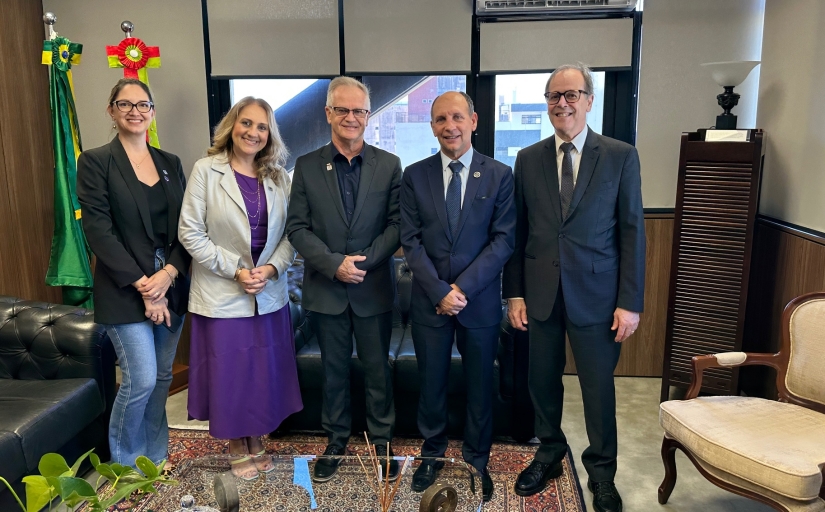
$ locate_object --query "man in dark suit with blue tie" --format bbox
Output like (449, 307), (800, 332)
(400, 91), (515, 502)
(503, 63), (645, 512)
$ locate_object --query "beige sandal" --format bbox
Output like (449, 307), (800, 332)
(252, 450), (275, 473)
(229, 455), (259, 481)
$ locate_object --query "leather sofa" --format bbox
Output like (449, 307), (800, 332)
(281, 256), (535, 442)
(0, 296), (116, 509)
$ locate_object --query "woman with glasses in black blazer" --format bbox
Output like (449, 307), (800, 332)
(77, 78), (190, 467)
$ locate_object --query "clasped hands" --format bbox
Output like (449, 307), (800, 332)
(335, 255), (367, 284)
(134, 268), (176, 326)
(237, 264), (277, 295)
(436, 284), (466, 316)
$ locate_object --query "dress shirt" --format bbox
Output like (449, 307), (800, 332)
(331, 142), (365, 223)
(554, 125), (589, 190)
(439, 147), (474, 208)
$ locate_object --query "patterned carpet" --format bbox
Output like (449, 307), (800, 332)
(92, 429), (586, 511)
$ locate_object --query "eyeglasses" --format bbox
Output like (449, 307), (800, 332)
(112, 100), (154, 113)
(543, 90), (589, 105)
(329, 106), (370, 118)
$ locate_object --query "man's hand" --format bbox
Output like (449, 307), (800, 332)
(507, 298), (528, 331)
(436, 284), (467, 316)
(335, 255), (367, 284)
(611, 307), (640, 342)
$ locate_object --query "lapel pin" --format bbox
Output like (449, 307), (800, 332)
(164, 176), (169, 182)
(326, 163), (332, 171)
(473, 171), (481, 178)
(162, 169), (168, 175)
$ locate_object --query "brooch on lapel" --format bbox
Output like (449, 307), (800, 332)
(473, 171), (481, 178)
(326, 163), (332, 171)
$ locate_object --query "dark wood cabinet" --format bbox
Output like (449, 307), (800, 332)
(660, 130), (765, 401)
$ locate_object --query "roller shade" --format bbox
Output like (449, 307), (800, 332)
(344, 0), (472, 74)
(480, 18), (634, 74)
(207, 0), (340, 77)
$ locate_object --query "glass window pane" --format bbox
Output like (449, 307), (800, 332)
(494, 72), (604, 168)
(364, 76), (466, 169)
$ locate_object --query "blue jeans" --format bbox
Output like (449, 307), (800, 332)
(105, 249), (183, 466)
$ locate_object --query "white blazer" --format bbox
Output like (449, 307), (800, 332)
(179, 154), (296, 318)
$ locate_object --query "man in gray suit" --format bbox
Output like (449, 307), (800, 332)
(502, 63), (645, 512)
(286, 77), (402, 482)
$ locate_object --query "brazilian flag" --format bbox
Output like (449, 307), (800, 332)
(42, 37), (93, 308)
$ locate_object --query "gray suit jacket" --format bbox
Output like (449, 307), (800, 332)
(179, 155), (296, 318)
(286, 143), (402, 317)
(502, 129), (645, 326)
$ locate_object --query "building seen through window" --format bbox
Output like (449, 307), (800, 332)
(494, 72), (605, 168)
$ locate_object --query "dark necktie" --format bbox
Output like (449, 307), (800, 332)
(559, 142), (575, 220)
(446, 160), (463, 239)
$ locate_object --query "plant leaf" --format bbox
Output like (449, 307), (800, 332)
(97, 481), (147, 509)
(135, 456), (159, 479)
(89, 453), (101, 467)
(69, 448), (96, 476)
(38, 453), (70, 478)
(56, 476), (96, 507)
(21, 475), (54, 512)
(94, 462), (118, 481)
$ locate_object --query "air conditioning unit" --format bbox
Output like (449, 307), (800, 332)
(476, 0), (637, 16)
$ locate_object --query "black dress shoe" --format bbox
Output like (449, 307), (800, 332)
(513, 459), (563, 496)
(411, 460), (444, 492)
(373, 444), (399, 481)
(312, 444), (346, 482)
(588, 480), (623, 512)
(480, 470), (494, 502)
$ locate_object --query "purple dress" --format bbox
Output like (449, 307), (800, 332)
(187, 172), (302, 439)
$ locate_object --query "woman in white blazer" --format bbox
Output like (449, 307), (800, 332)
(179, 97), (302, 480)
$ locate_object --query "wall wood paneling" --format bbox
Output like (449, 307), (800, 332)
(0, 0), (61, 303)
(741, 218), (825, 397)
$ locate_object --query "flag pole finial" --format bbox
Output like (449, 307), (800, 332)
(120, 20), (134, 38)
(43, 12), (57, 40)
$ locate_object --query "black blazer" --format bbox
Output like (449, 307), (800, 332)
(77, 137), (190, 324)
(502, 129), (645, 326)
(286, 143), (402, 317)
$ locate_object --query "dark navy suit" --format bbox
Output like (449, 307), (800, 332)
(400, 149), (515, 471)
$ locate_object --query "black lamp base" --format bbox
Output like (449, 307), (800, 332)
(715, 114), (738, 130)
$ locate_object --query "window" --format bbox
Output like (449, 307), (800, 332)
(231, 76), (466, 171)
(230, 78), (331, 171)
(362, 75), (466, 169)
(494, 72), (605, 168)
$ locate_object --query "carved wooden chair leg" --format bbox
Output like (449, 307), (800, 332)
(658, 436), (679, 504)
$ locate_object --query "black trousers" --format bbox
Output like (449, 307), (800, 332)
(528, 286), (622, 483)
(412, 319), (498, 472)
(313, 305), (394, 447)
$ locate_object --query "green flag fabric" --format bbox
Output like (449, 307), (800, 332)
(42, 37), (94, 308)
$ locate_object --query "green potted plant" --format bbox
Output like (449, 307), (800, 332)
(0, 449), (177, 512)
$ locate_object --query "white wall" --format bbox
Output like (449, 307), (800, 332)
(636, 0), (765, 207)
(41, 0), (210, 175)
(756, 0), (825, 232)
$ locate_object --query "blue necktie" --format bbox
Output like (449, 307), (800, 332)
(446, 160), (463, 239)
(559, 142), (575, 220)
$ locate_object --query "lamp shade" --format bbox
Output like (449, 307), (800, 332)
(701, 60), (760, 87)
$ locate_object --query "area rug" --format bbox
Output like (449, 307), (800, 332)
(89, 429), (586, 511)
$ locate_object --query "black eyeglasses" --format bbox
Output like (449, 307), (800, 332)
(543, 90), (589, 105)
(328, 106), (370, 119)
(112, 100), (154, 113)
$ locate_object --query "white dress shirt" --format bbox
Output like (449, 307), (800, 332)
(440, 147), (474, 208)
(554, 125), (589, 190)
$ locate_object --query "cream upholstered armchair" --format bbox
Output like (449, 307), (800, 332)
(658, 291), (825, 512)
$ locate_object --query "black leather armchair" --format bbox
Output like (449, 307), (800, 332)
(0, 296), (116, 508)
(281, 257), (535, 442)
